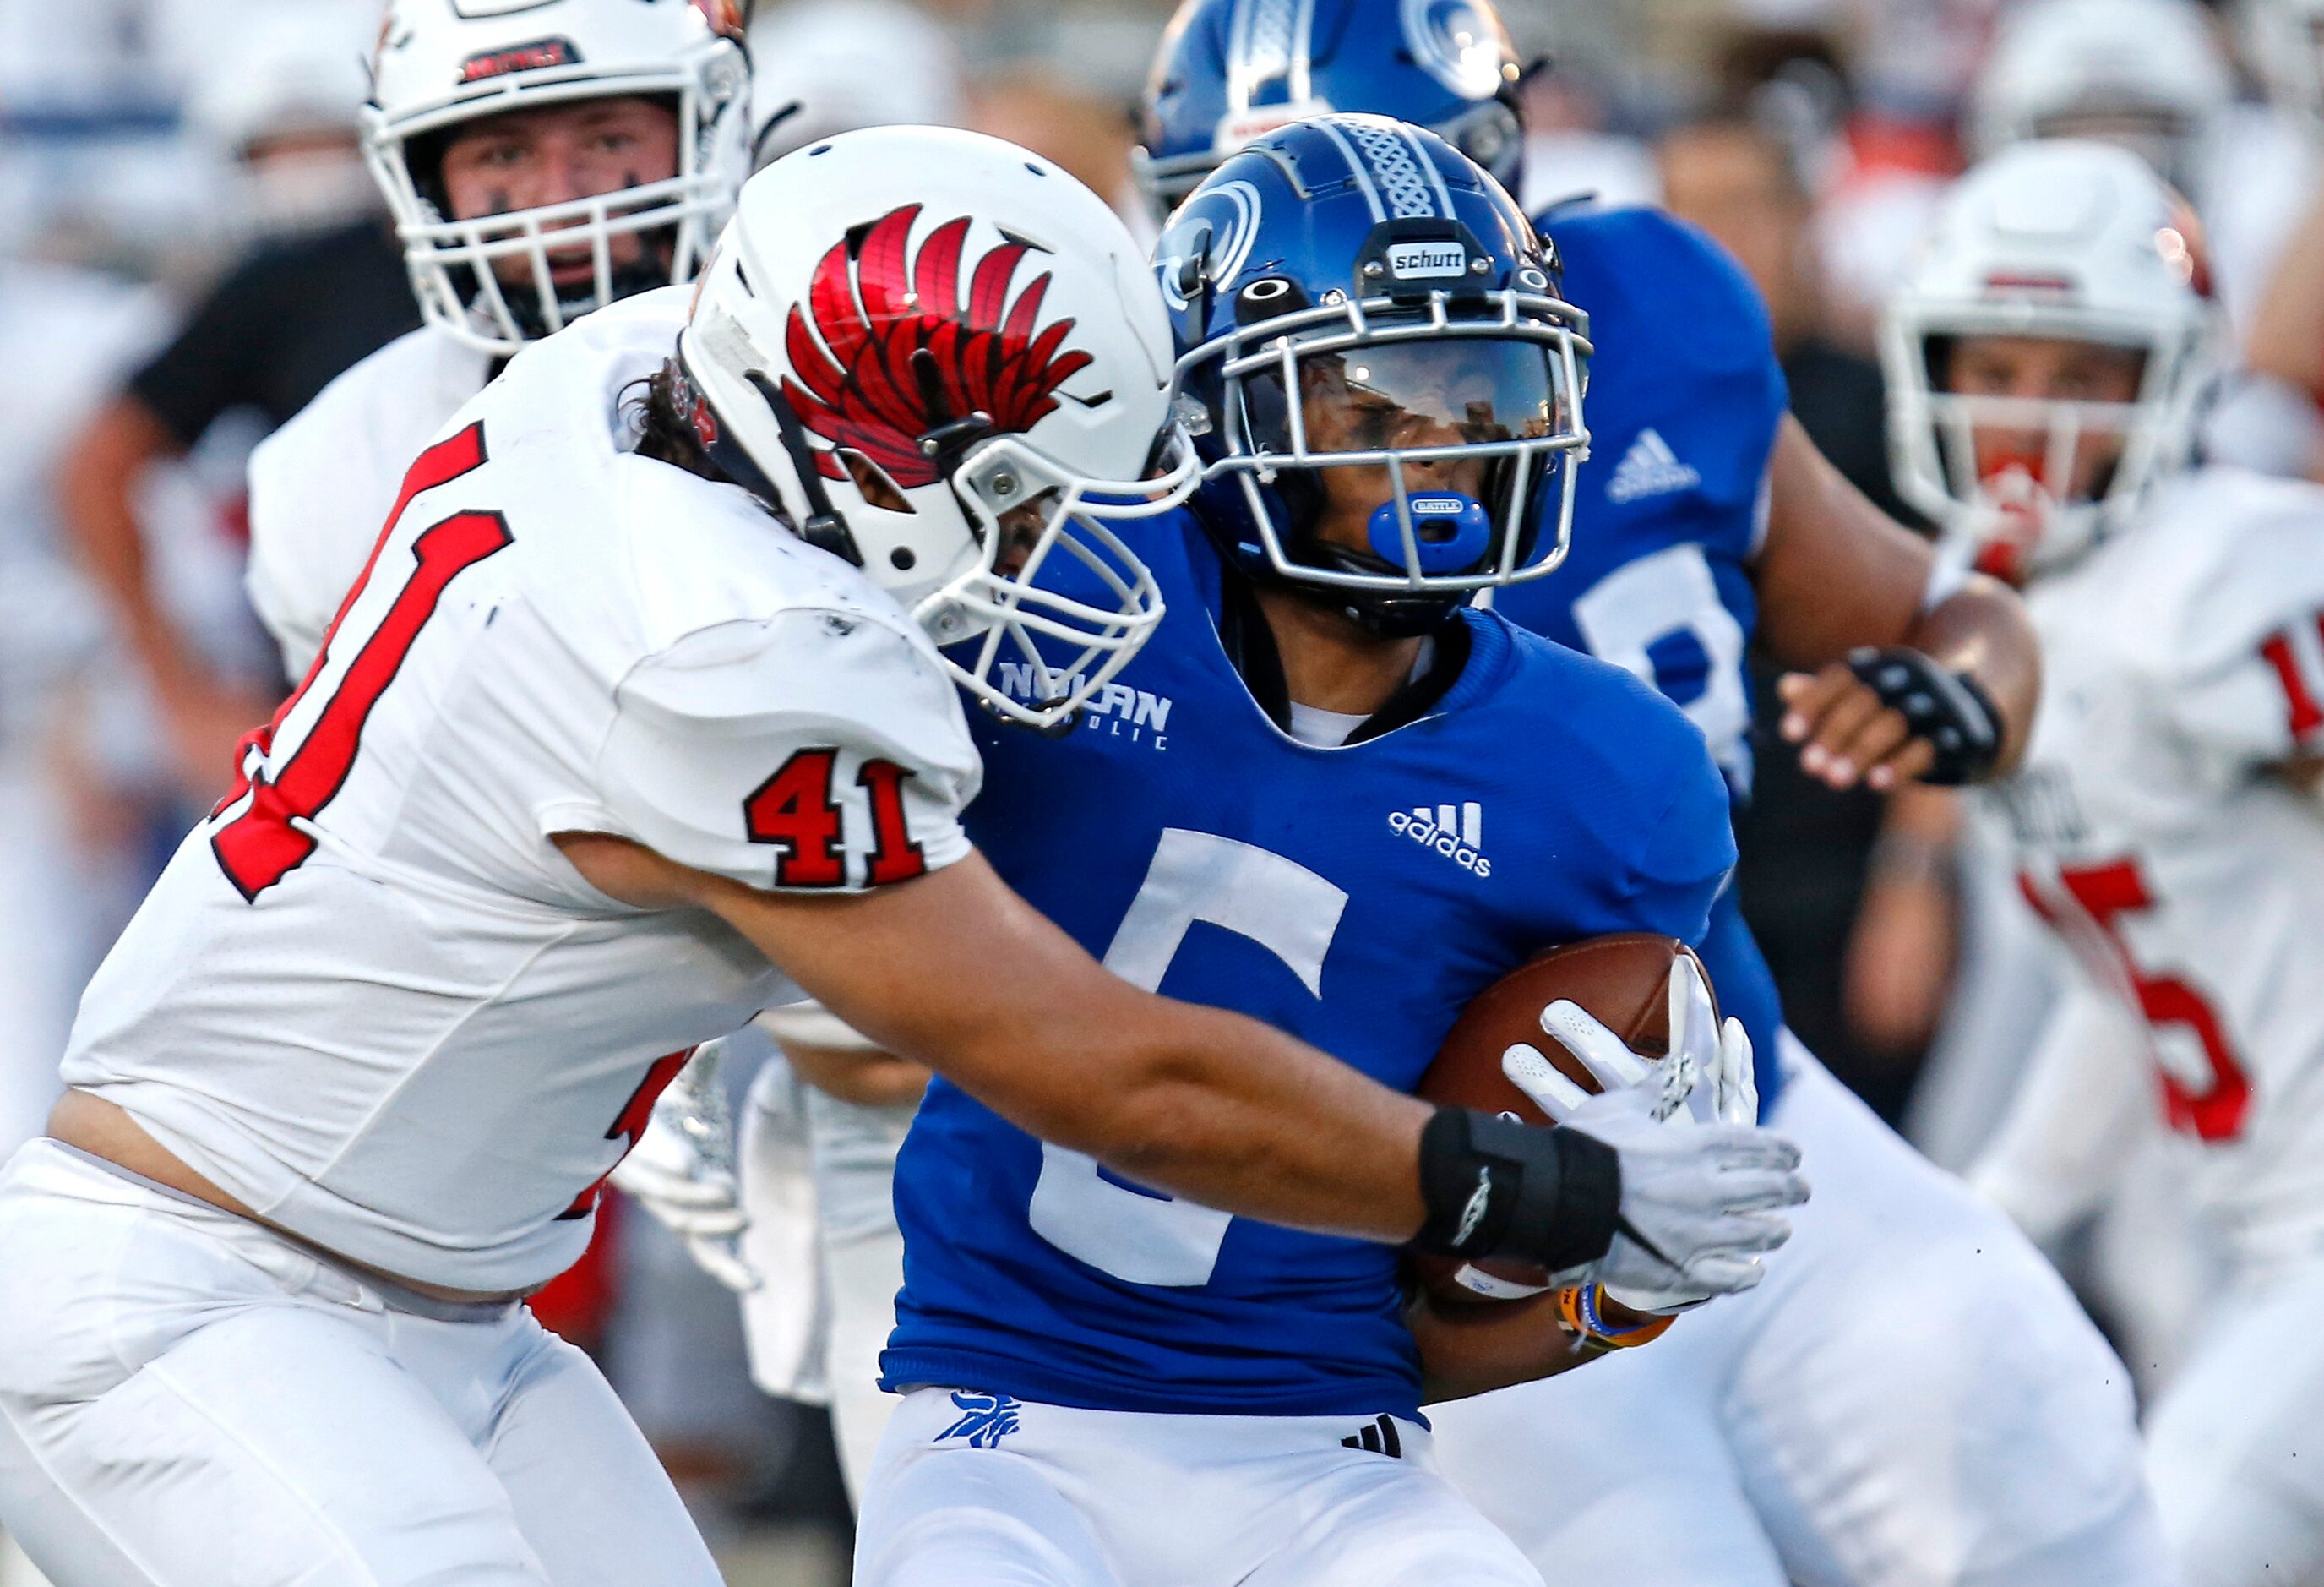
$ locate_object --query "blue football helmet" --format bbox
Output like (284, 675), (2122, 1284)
(1158, 114), (1590, 636)
(1136, 0), (1525, 219)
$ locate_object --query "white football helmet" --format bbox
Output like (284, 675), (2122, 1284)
(676, 126), (1196, 729)
(1880, 141), (2225, 581)
(185, 9), (378, 240)
(1967, 0), (2232, 189)
(366, 0), (752, 355)
(2240, 0), (2324, 122)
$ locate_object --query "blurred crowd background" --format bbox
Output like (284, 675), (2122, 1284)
(3, 0), (2322, 1581)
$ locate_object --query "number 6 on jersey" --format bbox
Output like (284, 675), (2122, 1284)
(1028, 829), (1348, 1286)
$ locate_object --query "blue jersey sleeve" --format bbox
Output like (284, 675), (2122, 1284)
(1622, 735), (1737, 947)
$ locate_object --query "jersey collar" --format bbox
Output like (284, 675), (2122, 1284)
(1212, 560), (1478, 747)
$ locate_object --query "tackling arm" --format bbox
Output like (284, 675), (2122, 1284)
(1754, 416), (2041, 788)
(558, 832), (1437, 1245)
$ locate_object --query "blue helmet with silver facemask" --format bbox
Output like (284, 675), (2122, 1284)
(1136, 0), (1527, 220)
(1159, 114), (1590, 637)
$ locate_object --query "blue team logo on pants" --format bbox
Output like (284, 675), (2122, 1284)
(936, 1391), (1024, 1449)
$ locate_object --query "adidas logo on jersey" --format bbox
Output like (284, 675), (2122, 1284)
(1605, 428), (1701, 504)
(1389, 801), (1490, 877)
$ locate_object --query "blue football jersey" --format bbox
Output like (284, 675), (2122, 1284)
(883, 512), (1736, 1420)
(1496, 205), (1792, 1102)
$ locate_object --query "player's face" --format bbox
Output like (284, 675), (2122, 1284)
(438, 97), (683, 290)
(1944, 333), (2147, 503)
(1292, 340), (1555, 561)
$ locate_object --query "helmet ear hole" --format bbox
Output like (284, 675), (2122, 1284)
(1237, 277), (1307, 324)
(840, 450), (914, 515)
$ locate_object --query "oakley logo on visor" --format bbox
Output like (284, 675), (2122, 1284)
(460, 37), (580, 83)
(1386, 242), (1469, 280)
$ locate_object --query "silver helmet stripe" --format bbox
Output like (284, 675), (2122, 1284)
(1226, 0), (1319, 113)
(1311, 116), (1390, 222)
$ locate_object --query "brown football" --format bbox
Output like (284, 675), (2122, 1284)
(1411, 933), (1712, 1305)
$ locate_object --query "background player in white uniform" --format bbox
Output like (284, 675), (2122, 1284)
(1886, 137), (2324, 1587)
(0, 127), (1783, 1586)
(244, 0), (752, 681)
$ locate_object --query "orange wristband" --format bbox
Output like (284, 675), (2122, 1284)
(1554, 1284), (1677, 1353)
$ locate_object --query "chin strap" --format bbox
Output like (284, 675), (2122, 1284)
(748, 372), (864, 569)
(1298, 540), (1470, 641)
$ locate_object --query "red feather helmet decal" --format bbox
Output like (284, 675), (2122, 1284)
(780, 204), (1096, 491)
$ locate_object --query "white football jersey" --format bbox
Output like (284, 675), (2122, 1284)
(245, 321), (494, 678)
(1984, 466), (2324, 1270)
(63, 287), (983, 1293)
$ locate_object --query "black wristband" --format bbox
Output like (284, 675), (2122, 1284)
(1844, 646), (2002, 786)
(1412, 1108), (1621, 1278)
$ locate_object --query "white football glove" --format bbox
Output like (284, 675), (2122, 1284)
(1502, 960), (1803, 1314)
(608, 1039), (760, 1293)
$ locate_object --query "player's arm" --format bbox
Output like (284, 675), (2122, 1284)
(1408, 1290), (1594, 1402)
(561, 832), (1437, 1242)
(1754, 415), (2039, 789)
(57, 394), (266, 786)
(756, 1003), (931, 1109)
(576, 612), (1797, 1272)
(2248, 185), (2324, 413)
(60, 267), (285, 790)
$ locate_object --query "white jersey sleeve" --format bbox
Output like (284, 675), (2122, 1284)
(2002, 467), (2324, 1275)
(2160, 478), (2324, 770)
(585, 608), (982, 892)
(245, 326), (493, 678)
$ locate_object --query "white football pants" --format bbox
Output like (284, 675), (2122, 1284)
(0, 1140), (718, 1586)
(1430, 1038), (2174, 1587)
(854, 1388), (1542, 1586)
(2147, 1252), (2324, 1586)
(737, 1075), (912, 1503)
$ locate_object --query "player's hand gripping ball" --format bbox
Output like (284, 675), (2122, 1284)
(1412, 935), (1724, 1306)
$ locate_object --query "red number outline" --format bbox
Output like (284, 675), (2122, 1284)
(744, 749), (846, 887)
(559, 1048), (694, 1220)
(212, 423), (506, 901)
(859, 759), (929, 886)
(2261, 624), (2324, 743)
(2020, 859), (2251, 1141)
(743, 750), (928, 888)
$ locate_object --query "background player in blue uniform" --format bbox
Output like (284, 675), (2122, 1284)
(1140, 5), (2172, 1584)
(853, 119), (1809, 1587)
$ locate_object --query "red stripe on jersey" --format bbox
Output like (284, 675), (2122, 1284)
(2262, 624), (2324, 742)
(561, 1049), (695, 1221)
(212, 424), (504, 900)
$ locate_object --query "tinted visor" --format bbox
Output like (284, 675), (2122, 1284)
(1254, 335), (1561, 464)
(1243, 332), (1564, 577)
